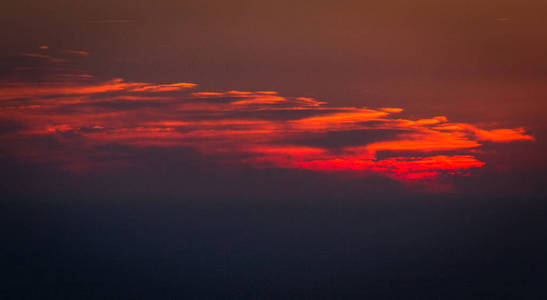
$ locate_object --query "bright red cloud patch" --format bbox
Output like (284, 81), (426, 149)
(0, 75), (534, 186)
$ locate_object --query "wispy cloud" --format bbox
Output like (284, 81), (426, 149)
(85, 19), (136, 24)
(0, 78), (196, 100)
(21, 53), (68, 63)
(65, 50), (89, 56)
(0, 75), (533, 185)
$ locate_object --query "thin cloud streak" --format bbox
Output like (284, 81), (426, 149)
(84, 19), (136, 24)
(65, 50), (89, 56)
(21, 53), (68, 63)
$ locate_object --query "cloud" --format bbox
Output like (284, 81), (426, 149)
(21, 53), (68, 63)
(434, 123), (535, 142)
(472, 127), (534, 142)
(0, 75), (534, 187)
(65, 50), (89, 56)
(132, 82), (197, 92)
(0, 78), (196, 100)
(84, 19), (136, 24)
(292, 155), (485, 180)
(365, 131), (482, 153)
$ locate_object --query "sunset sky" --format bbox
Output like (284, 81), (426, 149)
(2, 1), (546, 299)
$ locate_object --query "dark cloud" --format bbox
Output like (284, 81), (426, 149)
(0, 118), (27, 135)
(279, 128), (405, 149)
(80, 99), (166, 110)
(224, 108), (351, 121)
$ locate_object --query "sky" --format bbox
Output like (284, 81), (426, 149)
(1, 1), (547, 299)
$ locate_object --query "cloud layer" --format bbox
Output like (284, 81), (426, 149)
(0, 75), (533, 187)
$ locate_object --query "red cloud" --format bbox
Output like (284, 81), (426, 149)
(0, 76), (534, 186)
(0, 78), (196, 100)
(65, 50), (89, 56)
(21, 53), (68, 63)
(131, 82), (197, 92)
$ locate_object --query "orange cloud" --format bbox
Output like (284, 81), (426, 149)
(65, 50), (89, 56)
(292, 108), (390, 131)
(434, 123), (534, 143)
(0, 75), (534, 188)
(366, 131), (482, 153)
(21, 53), (67, 63)
(473, 128), (534, 142)
(0, 79), (196, 100)
(380, 107), (403, 113)
(131, 82), (197, 92)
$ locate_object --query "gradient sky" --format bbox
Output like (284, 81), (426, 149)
(1, 0), (545, 193)
(1, 1), (547, 299)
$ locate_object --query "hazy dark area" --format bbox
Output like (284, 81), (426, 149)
(1, 151), (546, 299)
(3, 193), (547, 299)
